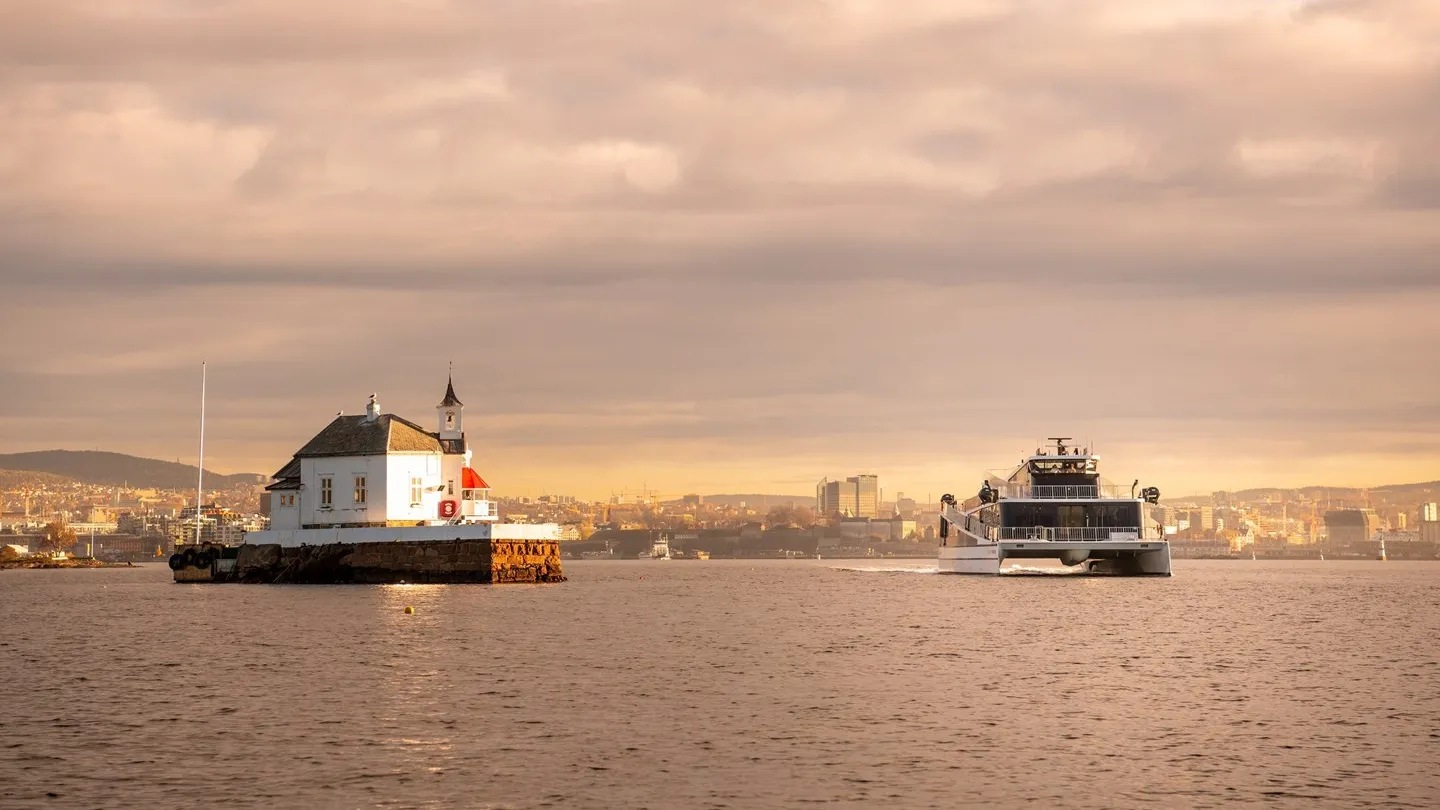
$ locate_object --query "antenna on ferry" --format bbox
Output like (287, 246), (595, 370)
(194, 361), (206, 548)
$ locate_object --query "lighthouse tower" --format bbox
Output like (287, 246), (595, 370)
(435, 371), (491, 521)
(437, 372), (464, 443)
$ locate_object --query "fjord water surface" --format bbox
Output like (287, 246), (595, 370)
(3, 560), (1438, 809)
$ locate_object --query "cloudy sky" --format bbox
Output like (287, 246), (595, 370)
(2, 0), (1437, 499)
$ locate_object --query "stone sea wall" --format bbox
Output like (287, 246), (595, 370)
(232, 539), (565, 584)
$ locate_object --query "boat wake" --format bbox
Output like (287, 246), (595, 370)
(831, 564), (939, 575)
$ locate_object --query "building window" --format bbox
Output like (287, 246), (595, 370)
(447, 479), (454, 496)
(410, 477), (423, 505)
(320, 477), (332, 507)
(445, 410), (455, 429)
(354, 476), (367, 505)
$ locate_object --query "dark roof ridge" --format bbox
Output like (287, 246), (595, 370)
(439, 375), (463, 408)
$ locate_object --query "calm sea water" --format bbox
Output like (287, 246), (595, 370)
(2, 560), (1438, 809)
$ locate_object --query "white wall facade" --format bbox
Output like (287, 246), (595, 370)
(300, 454), (391, 527)
(271, 491), (301, 530)
(384, 452), (445, 524)
(285, 450), (492, 528)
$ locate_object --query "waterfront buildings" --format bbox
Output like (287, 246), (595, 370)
(815, 474), (879, 518)
(1324, 508), (1381, 546)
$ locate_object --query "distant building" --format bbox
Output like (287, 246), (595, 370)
(95, 534), (166, 556)
(1422, 502), (1438, 523)
(1397, 512), (1408, 530)
(817, 479), (842, 515)
(1184, 507), (1214, 534)
(682, 494), (704, 507)
(837, 519), (873, 541)
(1421, 520), (1440, 545)
(815, 474), (880, 518)
(1325, 508), (1380, 546)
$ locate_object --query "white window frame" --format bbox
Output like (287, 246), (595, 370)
(320, 477), (333, 508)
(354, 476), (367, 505)
(410, 477), (423, 506)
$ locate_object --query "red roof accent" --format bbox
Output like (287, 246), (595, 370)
(462, 467), (489, 490)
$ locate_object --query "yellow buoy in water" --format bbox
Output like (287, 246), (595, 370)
(404, 606), (414, 614)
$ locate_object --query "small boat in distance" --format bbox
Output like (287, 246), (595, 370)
(937, 438), (1172, 576)
(638, 534), (672, 560)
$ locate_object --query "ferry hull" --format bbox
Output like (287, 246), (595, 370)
(937, 544), (1001, 574)
(938, 541), (1172, 576)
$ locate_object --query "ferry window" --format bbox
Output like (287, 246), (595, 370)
(354, 476), (367, 505)
(410, 477), (423, 505)
(320, 477), (333, 507)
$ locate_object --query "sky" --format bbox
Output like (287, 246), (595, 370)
(1, 0), (1438, 500)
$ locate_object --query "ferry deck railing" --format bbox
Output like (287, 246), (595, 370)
(997, 484), (1136, 500)
(962, 524), (1157, 542)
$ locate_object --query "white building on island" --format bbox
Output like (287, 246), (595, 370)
(247, 376), (558, 548)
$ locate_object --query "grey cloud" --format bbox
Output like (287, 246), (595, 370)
(3, 0), (1439, 495)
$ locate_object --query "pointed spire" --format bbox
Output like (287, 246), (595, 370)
(439, 368), (463, 407)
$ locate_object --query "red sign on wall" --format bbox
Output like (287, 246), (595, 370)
(439, 499), (458, 519)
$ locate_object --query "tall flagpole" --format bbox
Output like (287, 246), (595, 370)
(194, 362), (206, 546)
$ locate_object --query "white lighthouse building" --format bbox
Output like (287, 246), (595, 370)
(250, 375), (556, 548)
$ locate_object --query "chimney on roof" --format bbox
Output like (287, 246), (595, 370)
(364, 393), (380, 423)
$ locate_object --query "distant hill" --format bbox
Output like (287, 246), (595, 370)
(0, 451), (263, 490)
(0, 469), (74, 490)
(1170, 481), (1440, 506)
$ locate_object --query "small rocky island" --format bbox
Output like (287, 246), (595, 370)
(169, 376), (566, 585)
(0, 555), (134, 571)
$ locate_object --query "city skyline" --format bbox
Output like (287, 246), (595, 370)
(3, 1), (1438, 500)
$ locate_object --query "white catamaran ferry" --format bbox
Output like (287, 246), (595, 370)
(938, 438), (1172, 576)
